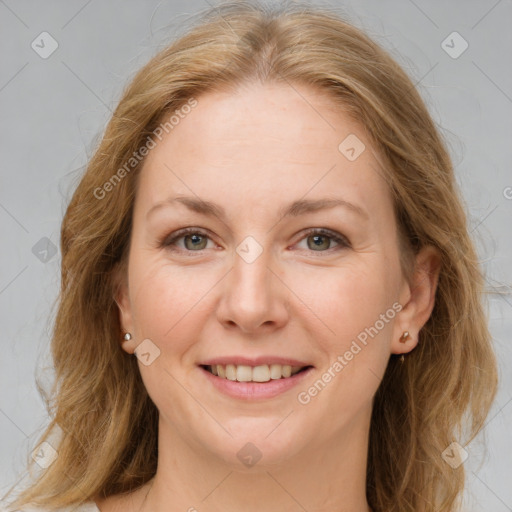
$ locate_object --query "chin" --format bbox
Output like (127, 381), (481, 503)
(199, 419), (308, 469)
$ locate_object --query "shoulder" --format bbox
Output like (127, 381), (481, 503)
(0, 502), (99, 512)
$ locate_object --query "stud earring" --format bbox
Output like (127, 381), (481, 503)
(399, 331), (410, 343)
(123, 332), (132, 341)
(399, 331), (410, 364)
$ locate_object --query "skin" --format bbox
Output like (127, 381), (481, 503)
(95, 82), (440, 512)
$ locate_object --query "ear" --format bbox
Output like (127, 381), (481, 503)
(392, 245), (441, 355)
(112, 262), (138, 355)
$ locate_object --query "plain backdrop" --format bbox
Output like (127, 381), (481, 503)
(0, 0), (511, 510)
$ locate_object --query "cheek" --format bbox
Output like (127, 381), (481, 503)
(292, 263), (400, 417)
(291, 269), (398, 430)
(129, 259), (224, 357)
(128, 264), (214, 410)
(292, 259), (398, 345)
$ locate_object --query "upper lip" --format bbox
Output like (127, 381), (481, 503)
(199, 356), (313, 367)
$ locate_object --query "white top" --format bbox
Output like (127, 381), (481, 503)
(1, 503), (100, 512)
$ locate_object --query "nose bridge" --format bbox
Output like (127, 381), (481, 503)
(217, 235), (288, 331)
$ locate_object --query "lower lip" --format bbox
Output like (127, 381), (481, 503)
(199, 366), (314, 400)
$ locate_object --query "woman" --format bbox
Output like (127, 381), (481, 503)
(2, 1), (498, 511)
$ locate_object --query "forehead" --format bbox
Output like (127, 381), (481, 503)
(136, 82), (391, 219)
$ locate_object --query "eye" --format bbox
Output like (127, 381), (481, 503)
(162, 228), (215, 252)
(161, 227), (350, 254)
(295, 228), (350, 252)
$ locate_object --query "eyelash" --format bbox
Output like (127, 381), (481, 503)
(160, 227), (350, 255)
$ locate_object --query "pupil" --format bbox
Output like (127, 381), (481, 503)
(186, 234), (206, 250)
(309, 234), (329, 250)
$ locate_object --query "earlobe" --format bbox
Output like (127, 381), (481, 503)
(391, 245), (441, 355)
(112, 262), (136, 354)
(120, 332), (138, 355)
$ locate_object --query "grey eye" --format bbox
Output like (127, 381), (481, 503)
(183, 233), (209, 250)
(307, 234), (333, 251)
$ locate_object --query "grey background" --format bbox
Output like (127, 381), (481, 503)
(0, 0), (511, 510)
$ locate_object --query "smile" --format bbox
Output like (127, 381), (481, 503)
(202, 363), (310, 382)
(198, 363), (314, 400)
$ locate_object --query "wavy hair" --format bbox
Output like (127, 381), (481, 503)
(3, 1), (497, 511)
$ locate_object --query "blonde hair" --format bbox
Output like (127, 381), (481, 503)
(3, 1), (497, 511)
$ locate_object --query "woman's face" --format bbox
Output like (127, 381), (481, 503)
(116, 82), (433, 467)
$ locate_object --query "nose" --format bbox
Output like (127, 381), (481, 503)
(216, 246), (289, 334)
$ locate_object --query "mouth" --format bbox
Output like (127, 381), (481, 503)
(197, 356), (315, 400)
(200, 363), (313, 382)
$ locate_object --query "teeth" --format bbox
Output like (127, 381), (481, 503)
(226, 364), (237, 381)
(252, 365), (270, 382)
(270, 364), (282, 379)
(282, 365), (292, 378)
(207, 364), (305, 382)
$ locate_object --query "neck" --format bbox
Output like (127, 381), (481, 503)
(139, 407), (373, 512)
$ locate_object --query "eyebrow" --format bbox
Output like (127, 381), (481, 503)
(146, 195), (369, 221)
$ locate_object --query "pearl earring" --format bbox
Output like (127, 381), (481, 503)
(123, 333), (132, 341)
